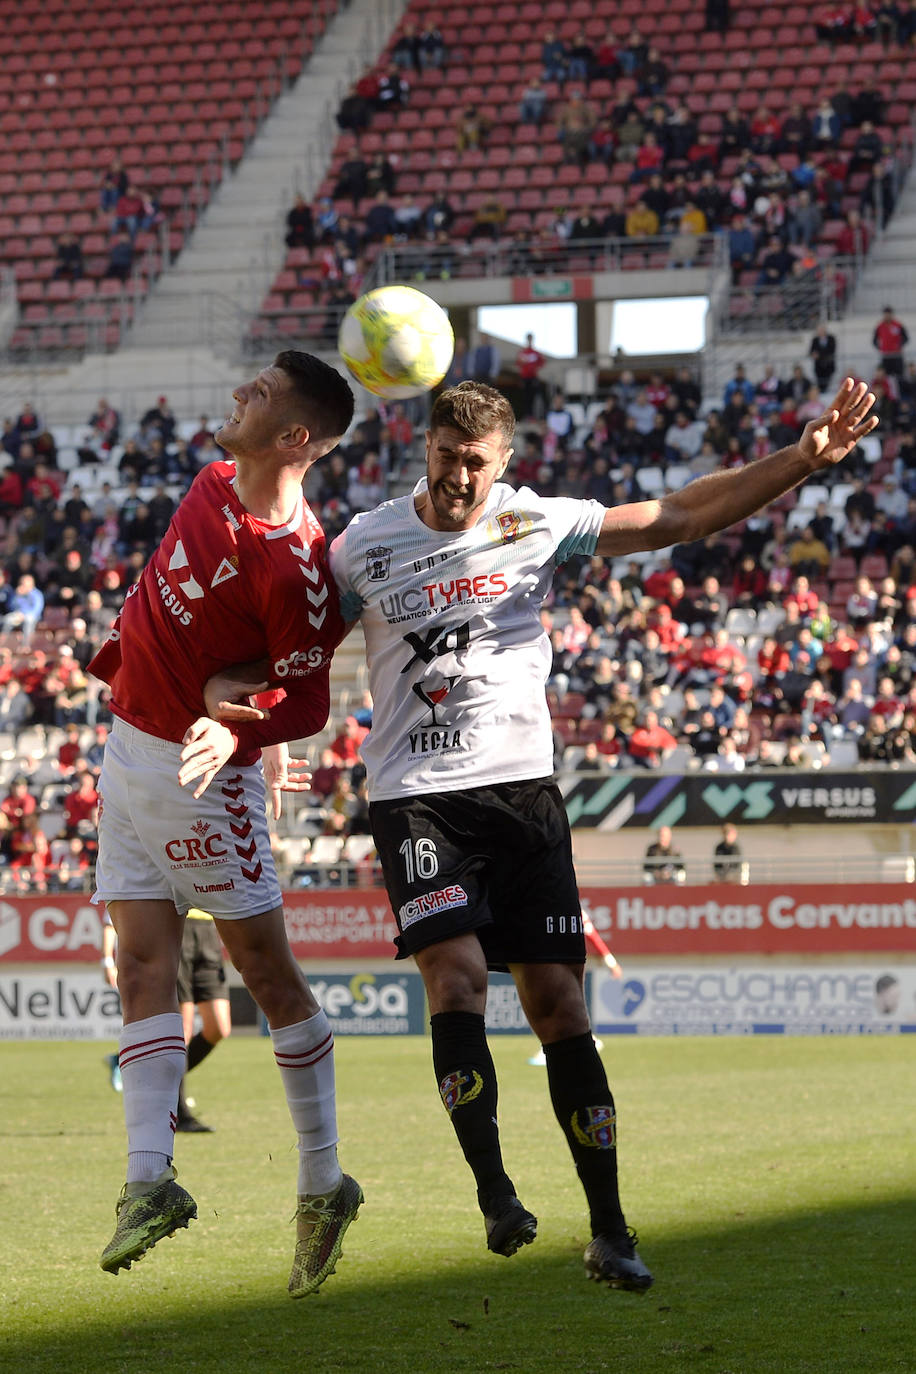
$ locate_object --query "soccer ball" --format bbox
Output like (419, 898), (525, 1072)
(338, 285), (454, 399)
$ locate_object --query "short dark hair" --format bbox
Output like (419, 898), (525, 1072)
(430, 380), (515, 448)
(273, 350), (355, 446)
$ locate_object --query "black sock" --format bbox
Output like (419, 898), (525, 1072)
(430, 1010), (515, 1211)
(545, 1032), (625, 1238)
(186, 1031), (216, 1072)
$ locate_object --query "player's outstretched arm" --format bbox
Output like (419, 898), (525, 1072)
(595, 378), (877, 558)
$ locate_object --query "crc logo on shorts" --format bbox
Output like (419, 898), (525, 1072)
(571, 1105), (617, 1150)
(439, 1068), (483, 1116)
(164, 819), (229, 870)
(366, 544), (392, 581)
(399, 884), (468, 929)
(274, 646), (327, 677)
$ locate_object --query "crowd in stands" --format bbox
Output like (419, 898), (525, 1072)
(260, 10), (911, 340)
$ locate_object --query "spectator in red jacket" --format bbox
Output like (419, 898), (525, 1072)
(627, 710), (678, 767)
(873, 305), (909, 377)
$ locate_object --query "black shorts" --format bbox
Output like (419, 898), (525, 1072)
(177, 917), (227, 1005)
(370, 779), (585, 970)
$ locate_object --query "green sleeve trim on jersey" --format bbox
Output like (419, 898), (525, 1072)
(555, 529), (600, 566)
(339, 588), (365, 621)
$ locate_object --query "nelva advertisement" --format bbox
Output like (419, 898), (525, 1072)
(591, 963), (916, 1035)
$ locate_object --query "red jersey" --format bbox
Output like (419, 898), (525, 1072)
(89, 461), (344, 763)
(516, 346), (545, 380)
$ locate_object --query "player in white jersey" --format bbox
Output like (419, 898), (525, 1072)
(206, 376), (877, 1292)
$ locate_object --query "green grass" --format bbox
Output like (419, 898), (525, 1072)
(1, 1036), (913, 1374)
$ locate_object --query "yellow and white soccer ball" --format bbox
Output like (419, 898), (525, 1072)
(338, 284), (454, 399)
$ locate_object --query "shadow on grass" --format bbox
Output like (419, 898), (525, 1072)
(4, 1196), (913, 1374)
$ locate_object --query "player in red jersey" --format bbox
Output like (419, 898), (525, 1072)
(91, 351), (364, 1296)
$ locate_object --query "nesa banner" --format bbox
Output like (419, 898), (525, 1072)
(590, 962), (916, 1036)
(1, 888), (915, 963)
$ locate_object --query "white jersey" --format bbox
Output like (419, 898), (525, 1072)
(329, 479), (605, 800)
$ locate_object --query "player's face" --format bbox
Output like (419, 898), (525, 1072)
(421, 424), (512, 532)
(216, 366), (298, 457)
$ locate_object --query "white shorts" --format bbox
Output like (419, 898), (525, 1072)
(94, 717), (283, 919)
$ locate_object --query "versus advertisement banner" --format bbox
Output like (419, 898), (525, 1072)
(590, 962), (916, 1036)
(2, 889), (915, 963)
(561, 771), (916, 828)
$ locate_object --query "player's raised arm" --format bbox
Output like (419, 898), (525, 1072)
(595, 377), (877, 558)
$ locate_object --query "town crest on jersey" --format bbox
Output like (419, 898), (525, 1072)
(366, 544), (392, 581)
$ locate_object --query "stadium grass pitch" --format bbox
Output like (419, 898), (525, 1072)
(0, 1034), (912, 1374)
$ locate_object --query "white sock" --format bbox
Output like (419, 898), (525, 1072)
(270, 1010), (342, 1196)
(119, 1012), (186, 1182)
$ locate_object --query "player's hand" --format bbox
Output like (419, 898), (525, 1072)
(605, 954), (623, 980)
(262, 743), (312, 821)
(203, 673), (270, 722)
(799, 377), (878, 469)
(178, 717), (237, 798)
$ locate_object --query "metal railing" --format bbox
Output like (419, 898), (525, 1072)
(374, 231), (729, 286)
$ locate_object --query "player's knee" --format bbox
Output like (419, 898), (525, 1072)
(116, 950), (179, 1016)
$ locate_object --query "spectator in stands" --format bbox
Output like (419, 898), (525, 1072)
(470, 335), (500, 384)
(726, 213), (758, 285)
(111, 182), (145, 239)
(454, 105), (489, 153)
(419, 24), (446, 68)
(624, 198), (659, 239)
(627, 710), (678, 768)
(567, 31), (594, 84)
(392, 21), (422, 72)
(469, 195), (508, 244)
(642, 826), (686, 884)
(836, 207), (871, 258)
(376, 67), (409, 110)
(519, 78), (548, 126)
(86, 397), (120, 452)
(53, 233), (84, 282)
(712, 823), (744, 880)
(541, 30), (568, 84)
(850, 118), (884, 175)
(363, 190), (398, 245)
(104, 231), (133, 283)
(668, 202), (706, 267)
(755, 234), (794, 292)
(557, 89), (597, 168)
(284, 195), (315, 249)
(2, 574), (44, 645)
(0, 677), (33, 732)
(873, 305), (909, 377)
(516, 335), (546, 420)
(808, 323), (837, 392)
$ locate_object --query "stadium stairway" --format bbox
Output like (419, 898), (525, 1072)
(125, 0), (408, 351)
(850, 173), (916, 322)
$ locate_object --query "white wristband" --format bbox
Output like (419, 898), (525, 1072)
(102, 956), (115, 969)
